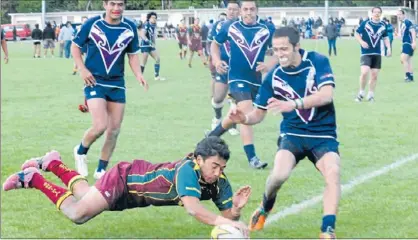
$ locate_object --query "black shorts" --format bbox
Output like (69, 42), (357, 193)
(360, 55), (381, 69)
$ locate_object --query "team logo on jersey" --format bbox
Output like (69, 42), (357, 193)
(272, 73), (315, 123)
(90, 25), (134, 74)
(228, 24), (270, 68)
(365, 23), (386, 48)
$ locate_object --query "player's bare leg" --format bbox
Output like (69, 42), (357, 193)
(188, 51), (195, 68)
(367, 68), (379, 101)
(237, 100), (266, 169)
(74, 98), (108, 177)
(197, 50), (207, 66)
(141, 52), (150, 73)
(3, 152), (107, 224)
(401, 53), (414, 82)
(316, 152), (341, 238)
(249, 150), (296, 231)
(59, 186), (109, 224)
(96, 101), (124, 179)
(211, 81), (228, 129)
(356, 65), (370, 102)
(183, 47), (188, 60)
(210, 99), (265, 169)
(150, 50), (164, 80)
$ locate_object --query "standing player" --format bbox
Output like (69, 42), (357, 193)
(208, 0), (274, 169)
(139, 12), (165, 81)
(71, 0), (148, 179)
(1, 28), (9, 64)
(3, 137), (250, 236)
(397, 9), (416, 82)
(354, 6), (391, 102)
(227, 27), (341, 239)
(188, 17), (208, 68)
(209, 3), (240, 136)
(175, 19), (188, 60)
(383, 18), (394, 55)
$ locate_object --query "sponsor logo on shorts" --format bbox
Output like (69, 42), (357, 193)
(105, 191), (111, 198)
(90, 91), (96, 96)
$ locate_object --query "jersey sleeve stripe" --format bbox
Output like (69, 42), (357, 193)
(318, 80), (335, 89)
(253, 103), (267, 110)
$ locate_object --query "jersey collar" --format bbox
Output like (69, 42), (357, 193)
(101, 13), (124, 24)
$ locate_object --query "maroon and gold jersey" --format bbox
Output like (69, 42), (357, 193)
(176, 24), (188, 41)
(188, 24), (202, 40)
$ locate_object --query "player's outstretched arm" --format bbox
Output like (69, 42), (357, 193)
(229, 107), (266, 125)
(221, 185), (252, 220)
(181, 196), (249, 234)
(128, 54), (148, 90)
(411, 28), (417, 49)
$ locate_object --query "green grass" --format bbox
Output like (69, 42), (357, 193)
(1, 38), (418, 239)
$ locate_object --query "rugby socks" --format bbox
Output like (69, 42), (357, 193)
(244, 144), (256, 161)
(261, 193), (276, 212)
(209, 123), (227, 137)
(77, 142), (89, 155)
(211, 98), (224, 119)
(141, 65), (145, 73)
(321, 215), (336, 233)
(97, 159), (109, 172)
(154, 63), (160, 77)
(30, 173), (72, 207)
(367, 91), (374, 100)
(46, 160), (85, 190)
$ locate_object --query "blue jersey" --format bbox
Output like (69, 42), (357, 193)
(356, 19), (388, 55)
(214, 17), (274, 85)
(72, 14), (140, 87)
(400, 19), (413, 44)
(254, 49), (337, 138)
(141, 20), (156, 47)
(210, 19), (233, 62)
(386, 23), (394, 41)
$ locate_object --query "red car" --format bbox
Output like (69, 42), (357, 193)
(1, 24), (32, 41)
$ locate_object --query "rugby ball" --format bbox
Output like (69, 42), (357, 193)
(211, 224), (248, 239)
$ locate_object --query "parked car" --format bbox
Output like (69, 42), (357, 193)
(1, 24), (32, 41)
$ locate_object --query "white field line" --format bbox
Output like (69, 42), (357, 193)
(265, 153), (418, 226)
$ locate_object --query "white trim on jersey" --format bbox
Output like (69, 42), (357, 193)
(317, 80), (335, 89)
(83, 83), (126, 90)
(228, 79), (261, 87)
(281, 133), (336, 139)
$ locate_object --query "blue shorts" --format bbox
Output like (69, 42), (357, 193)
(84, 84), (126, 103)
(81, 45), (88, 54)
(402, 44), (414, 56)
(140, 46), (156, 53)
(277, 134), (339, 164)
(228, 81), (260, 103)
(215, 73), (228, 84)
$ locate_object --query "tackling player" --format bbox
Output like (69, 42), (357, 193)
(227, 27), (341, 239)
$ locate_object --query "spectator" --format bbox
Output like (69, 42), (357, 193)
(58, 21), (74, 58)
(324, 19), (338, 56)
(12, 26), (17, 41)
(31, 23), (43, 58)
(42, 22), (56, 58)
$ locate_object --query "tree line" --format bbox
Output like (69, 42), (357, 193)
(1, 0), (406, 24)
